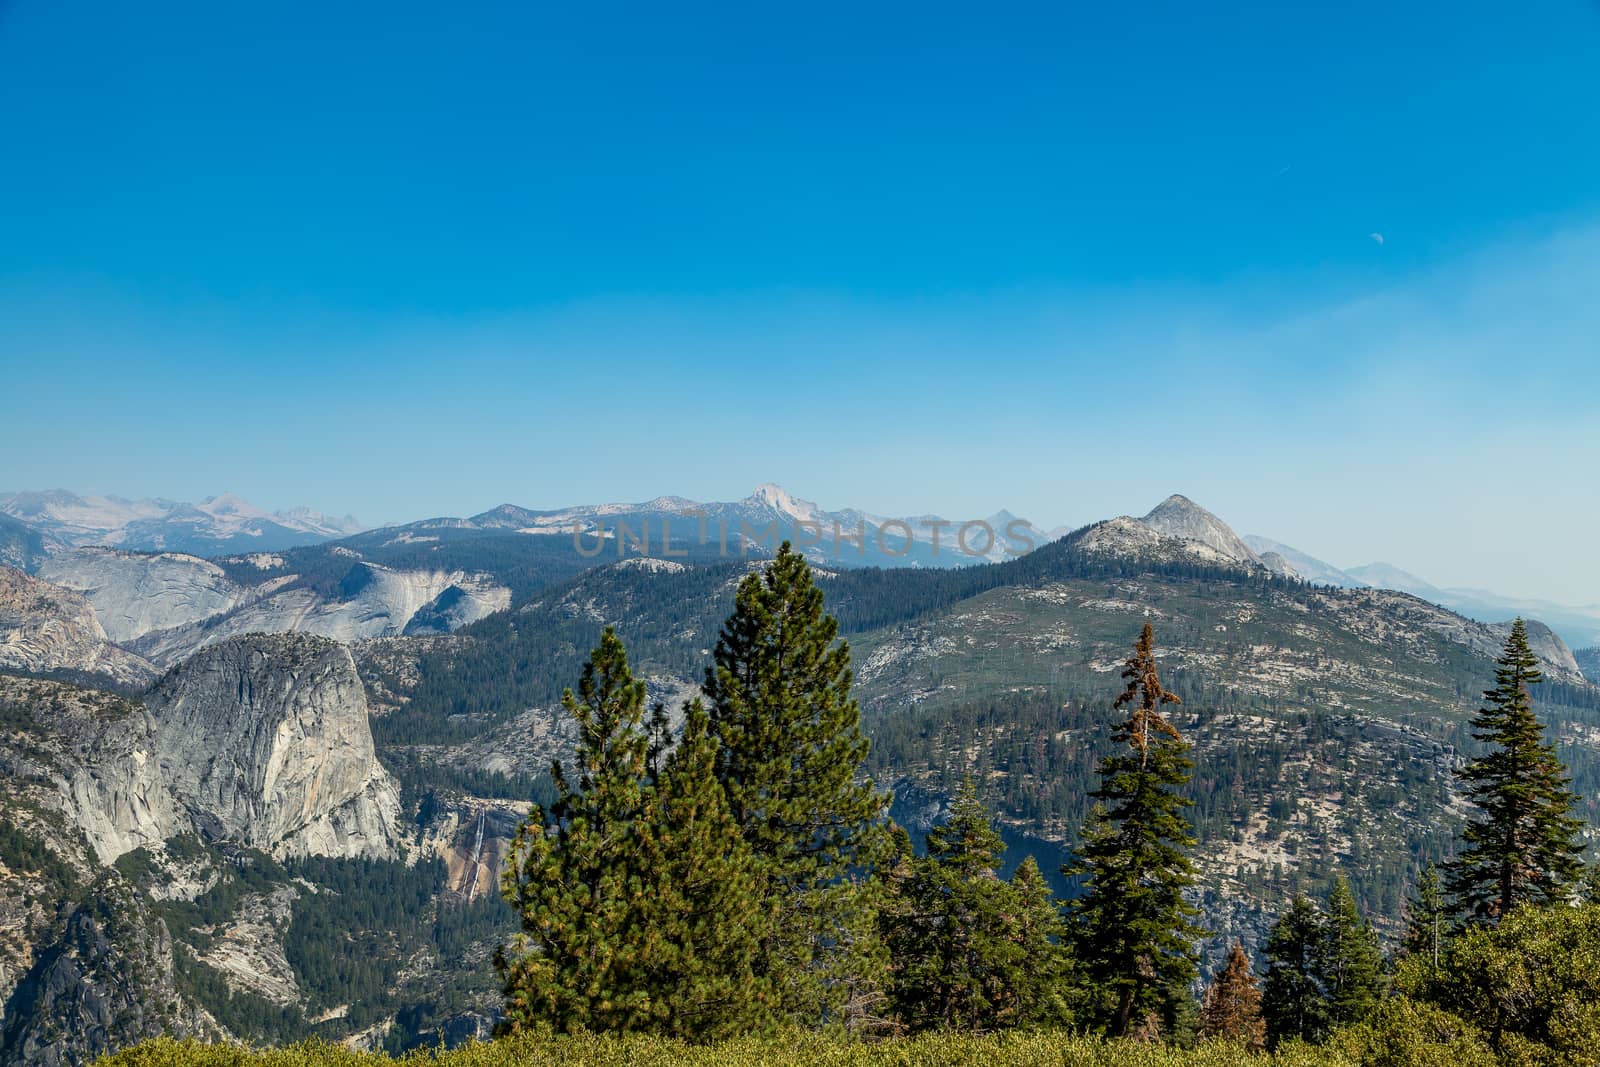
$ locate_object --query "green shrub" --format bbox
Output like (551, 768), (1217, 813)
(97, 1030), (1358, 1067)
(1327, 998), (1496, 1067)
(1399, 904), (1600, 1067)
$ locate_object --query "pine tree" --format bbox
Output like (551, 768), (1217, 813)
(1447, 619), (1586, 924)
(498, 632), (773, 1040)
(634, 699), (775, 1040)
(1261, 896), (1329, 1047)
(882, 779), (1070, 1032)
(1199, 940), (1265, 1050)
(497, 627), (655, 1034)
(703, 542), (890, 1023)
(1065, 622), (1205, 1038)
(1321, 874), (1382, 1027)
(1402, 864), (1448, 972)
(1009, 856), (1074, 1027)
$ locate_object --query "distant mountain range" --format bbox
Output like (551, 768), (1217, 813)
(7, 484), (1598, 646)
(1239, 536), (1600, 648)
(410, 482), (1062, 568)
(0, 490), (363, 555)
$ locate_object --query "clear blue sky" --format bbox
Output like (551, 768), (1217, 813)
(2, 1), (1598, 602)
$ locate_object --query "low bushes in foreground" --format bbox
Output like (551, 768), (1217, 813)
(98, 1031), (1359, 1067)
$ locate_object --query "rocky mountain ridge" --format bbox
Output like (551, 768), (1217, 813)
(0, 632), (404, 1063)
(144, 635), (402, 860)
(0, 568), (157, 687)
(0, 491), (361, 557)
(369, 483), (1059, 568)
(35, 550), (510, 669)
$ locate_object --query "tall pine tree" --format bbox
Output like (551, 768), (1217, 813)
(881, 779), (1070, 1032)
(1261, 895), (1329, 1047)
(498, 631), (773, 1040)
(635, 699), (776, 1040)
(497, 627), (656, 1034)
(1321, 874), (1383, 1028)
(1066, 622), (1205, 1039)
(703, 542), (890, 1023)
(1446, 619), (1586, 924)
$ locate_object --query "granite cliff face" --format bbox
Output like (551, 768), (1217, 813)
(0, 884), (212, 1067)
(0, 634), (400, 866)
(145, 635), (401, 860)
(0, 568), (156, 688)
(0, 677), (183, 864)
(0, 632), (403, 1065)
(39, 550), (509, 667)
(35, 551), (252, 646)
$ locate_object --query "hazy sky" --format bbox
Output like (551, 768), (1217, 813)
(2, 1), (1597, 603)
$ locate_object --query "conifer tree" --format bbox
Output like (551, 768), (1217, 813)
(703, 542), (890, 1022)
(635, 700), (775, 1040)
(1402, 864), (1448, 972)
(1261, 895), (1329, 1047)
(1009, 856), (1073, 1025)
(1447, 619), (1586, 923)
(1065, 622), (1205, 1038)
(882, 779), (1070, 1032)
(497, 627), (655, 1034)
(1199, 940), (1265, 1050)
(1321, 874), (1383, 1027)
(498, 632), (773, 1040)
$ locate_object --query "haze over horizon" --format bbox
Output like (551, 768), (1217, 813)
(3, 1), (1598, 603)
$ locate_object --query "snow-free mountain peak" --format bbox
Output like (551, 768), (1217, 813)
(1345, 561), (1440, 596)
(1139, 494), (1261, 565)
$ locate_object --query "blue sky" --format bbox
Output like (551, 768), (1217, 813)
(1, 1), (1598, 602)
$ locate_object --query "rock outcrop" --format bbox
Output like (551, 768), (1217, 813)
(0, 568), (156, 688)
(0, 884), (212, 1067)
(36, 550), (251, 646)
(1140, 494), (1262, 565)
(145, 634), (401, 860)
(40, 550), (510, 668)
(0, 676), (183, 863)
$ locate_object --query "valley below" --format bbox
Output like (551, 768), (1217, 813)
(1, 488), (1598, 1065)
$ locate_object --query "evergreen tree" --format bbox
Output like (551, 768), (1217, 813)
(1321, 874), (1383, 1027)
(882, 779), (1070, 1032)
(1261, 896), (1329, 1047)
(1402, 864), (1448, 972)
(498, 631), (773, 1040)
(1447, 619), (1586, 924)
(1199, 940), (1265, 1050)
(1009, 856), (1074, 1026)
(1065, 622), (1205, 1038)
(497, 627), (655, 1034)
(703, 542), (891, 1023)
(635, 700), (776, 1040)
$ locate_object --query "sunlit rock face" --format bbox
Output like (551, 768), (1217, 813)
(145, 633), (401, 860)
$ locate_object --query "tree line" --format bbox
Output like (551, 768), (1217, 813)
(495, 545), (1597, 1059)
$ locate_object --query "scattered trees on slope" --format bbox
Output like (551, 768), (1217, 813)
(494, 556), (1596, 1058)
